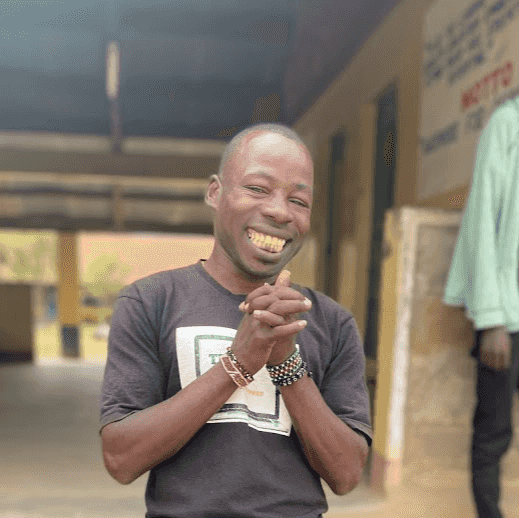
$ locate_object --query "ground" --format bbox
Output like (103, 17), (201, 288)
(1, 323), (517, 517)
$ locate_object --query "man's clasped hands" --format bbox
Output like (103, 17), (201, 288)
(232, 270), (312, 376)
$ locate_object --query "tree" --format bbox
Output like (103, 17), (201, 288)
(82, 253), (132, 299)
(0, 234), (56, 283)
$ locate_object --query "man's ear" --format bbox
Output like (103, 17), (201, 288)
(205, 174), (222, 209)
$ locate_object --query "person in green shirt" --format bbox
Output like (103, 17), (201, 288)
(443, 98), (519, 518)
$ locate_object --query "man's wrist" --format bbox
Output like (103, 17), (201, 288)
(266, 349), (312, 387)
(267, 347), (297, 367)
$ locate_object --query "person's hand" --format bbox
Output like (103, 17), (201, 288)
(239, 270), (311, 366)
(480, 326), (511, 370)
(231, 272), (307, 376)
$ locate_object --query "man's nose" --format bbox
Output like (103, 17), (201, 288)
(261, 193), (292, 223)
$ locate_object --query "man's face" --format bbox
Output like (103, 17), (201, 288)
(212, 132), (314, 281)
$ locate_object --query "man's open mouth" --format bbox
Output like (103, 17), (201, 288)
(247, 229), (290, 254)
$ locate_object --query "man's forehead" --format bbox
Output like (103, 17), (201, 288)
(244, 131), (311, 165)
(221, 129), (313, 184)
(244, 130), (304, 153)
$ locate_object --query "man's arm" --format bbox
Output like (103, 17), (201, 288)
(280, 376), (368, 495)
(241, 272), (370, 495)
(101, 298), (308, 485)
(443, 104), (517, 368)
(101, 360), (238, 485)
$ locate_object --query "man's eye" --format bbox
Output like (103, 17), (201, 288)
(247, 186), (266, 193)
(290, 199), (308, 207)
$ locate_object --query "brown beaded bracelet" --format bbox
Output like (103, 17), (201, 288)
(226, 348), (254, 383)
(220, 355), (250, 388)
(269, 357), (303, 379)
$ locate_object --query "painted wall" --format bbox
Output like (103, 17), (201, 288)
(403, 209), (519, 512)
(290, 0), (519, 503)
(294, 0), (434, 335)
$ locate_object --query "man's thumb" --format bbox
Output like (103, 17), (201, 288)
(275, 270), (291, 287)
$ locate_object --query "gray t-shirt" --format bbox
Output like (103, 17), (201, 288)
(101, 261), (372, 518)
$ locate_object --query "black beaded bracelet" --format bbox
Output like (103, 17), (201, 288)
(266, 349), (301, 375)
(268, 357), (303, 382)
(272, 362), (309, 386)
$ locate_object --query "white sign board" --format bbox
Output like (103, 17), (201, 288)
(418, 0), (519, 201)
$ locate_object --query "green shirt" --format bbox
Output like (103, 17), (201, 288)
(443, 98), (519, 332)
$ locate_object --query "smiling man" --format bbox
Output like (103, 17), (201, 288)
(100, 123), (372, 518)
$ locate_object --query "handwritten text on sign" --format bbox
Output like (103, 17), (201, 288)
(418, 0), (519, 201)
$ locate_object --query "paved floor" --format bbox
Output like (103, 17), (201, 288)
(0, 362), (383, 518)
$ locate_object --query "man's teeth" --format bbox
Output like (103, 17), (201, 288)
(248, 230), (286, 253)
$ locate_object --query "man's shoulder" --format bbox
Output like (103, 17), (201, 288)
(486, 98), (519, 132)
(496, 97), (519, 117)
(295, 284), (354, 320)
(119, 263), (200, 300)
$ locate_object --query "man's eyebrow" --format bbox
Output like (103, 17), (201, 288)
(295, 182), (312, 192)
(243, 171), (312, 192)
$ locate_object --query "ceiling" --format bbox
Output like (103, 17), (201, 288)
(1, 0), (402, 141)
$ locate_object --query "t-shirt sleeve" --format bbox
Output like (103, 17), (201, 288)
(100, 284), (166, 432)
(319, 314), (372, 446)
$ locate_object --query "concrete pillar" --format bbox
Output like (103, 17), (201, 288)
(57, 232), (80, 358)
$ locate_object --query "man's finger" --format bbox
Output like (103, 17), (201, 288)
(271, 319), (307, 337)
(502, 349), (511, 370)
(252, 310), (286, 327)
(244, 287), (305, 308)
(480, 351), (494, 370)
(246, 294), (310, 313)
(495, 353), (503, 371)
(275, 270), (291, 288)
(259, 298), (311, 316)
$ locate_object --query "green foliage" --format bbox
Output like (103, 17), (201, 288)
(82, 253), (132, 298)
(0, 235), (56, 282)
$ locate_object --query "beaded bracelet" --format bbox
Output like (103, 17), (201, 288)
(269, 356), (303, 379)
(267, 349), (311, 386)
(266, 349), (301, 376)
(268, 359), (303, 382)
(220, 354), (250, 387)
(226, 348), (254, 383)
(271, 361), (310, 387)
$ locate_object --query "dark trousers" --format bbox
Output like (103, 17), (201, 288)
(471, 331), (519, 518)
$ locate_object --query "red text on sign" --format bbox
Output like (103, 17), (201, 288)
(461, 61), (513, 111)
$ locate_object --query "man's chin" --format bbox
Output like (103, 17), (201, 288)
(240, 261), (287, 282)
(245, 248), (303, 280)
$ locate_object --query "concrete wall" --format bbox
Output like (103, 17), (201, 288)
(291, 0), (436, 491)
(0, 284), (33, 362)
(369, 206), (519, 509)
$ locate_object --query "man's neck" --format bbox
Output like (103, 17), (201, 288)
(202, 257), (273, 295)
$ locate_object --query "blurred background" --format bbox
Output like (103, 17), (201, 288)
(0, 230), (215, 363)
(2, 0), (519, 517)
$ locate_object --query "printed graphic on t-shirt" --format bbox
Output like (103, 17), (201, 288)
(176, 326), (292, 436)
